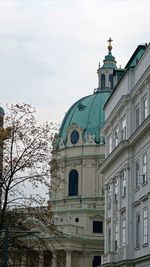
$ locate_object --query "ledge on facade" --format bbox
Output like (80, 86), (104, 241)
(134, 245), (140, 251)
(101, 252), (117, 265)
(132, 200), (140, 207)
(142, 242), (148, 248)
(119, 206), (126, 213)
(140, 194), (149, 202)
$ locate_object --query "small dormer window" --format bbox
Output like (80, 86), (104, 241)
(101, 74), (105, 89)
(70, 130), (79, 144)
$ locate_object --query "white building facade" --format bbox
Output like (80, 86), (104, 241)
(100, 43), (150, 267)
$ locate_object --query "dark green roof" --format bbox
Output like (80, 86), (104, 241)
(125, 45), (146, 69)
(0, 106), (5, 115)
(58, 91), (110, 144)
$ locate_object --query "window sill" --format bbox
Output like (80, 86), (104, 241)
(142, 181), (148, 187)
(121, 194), (126, 199)
(93, 232), (103, 234)
(142, 243), (148, 248)
(134, 246), (140, 250)
(135, 187), (140, 193)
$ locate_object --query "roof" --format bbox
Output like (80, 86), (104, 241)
(104, 44), (148, 109)
(125, 45), (146, 69)
(58, 91), (110, 144)
(102, 52), (117, 70)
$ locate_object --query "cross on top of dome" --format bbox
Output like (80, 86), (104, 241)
(107, 37), (113, 53)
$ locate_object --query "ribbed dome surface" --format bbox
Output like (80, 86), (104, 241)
(59, 91), (110, 144)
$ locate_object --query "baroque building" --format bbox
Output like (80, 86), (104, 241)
(99, 43), (150, 267)
(50, 39), (122, 267)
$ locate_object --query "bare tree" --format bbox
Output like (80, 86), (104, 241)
(0, 103), (57, 230)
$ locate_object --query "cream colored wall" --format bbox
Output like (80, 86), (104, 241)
(51, 143), (105, 200)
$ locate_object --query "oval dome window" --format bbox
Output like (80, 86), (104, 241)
(70, 130), (79, 144)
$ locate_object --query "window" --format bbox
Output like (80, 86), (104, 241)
(101, 74), (105, 89)
(114, 177), (118, 202)
(68, 169), (78, 196)
(108, 184), (111, 209)
(109, 74), (113, 89)
(115, 222), (118, 251)
(136, 161), (140, 189)
(121, 116), (126, 140)
(143, 208), (148, 244)
(142, 154), (147, 184)
(122, 218), (126, 245)
(70, 130), (79, 144)
(135, 104), (140, 129)
(93, 221), (103, 233)
(92, 256), (101, 267)
(108, 227), (111, 252)
(114, 125), (119, 147)
(108, 134), (112, 154)
(143, 96), (148, 120)
(121, 170), (126, 197)
(136, 212), (140, 248)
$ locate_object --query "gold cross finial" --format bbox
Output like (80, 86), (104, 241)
(107, 37), (113, 52)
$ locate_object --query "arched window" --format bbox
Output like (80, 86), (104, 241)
(101, 74), (105, 89)
(69, 169), (78, 196)
(109, 74), (113, 89)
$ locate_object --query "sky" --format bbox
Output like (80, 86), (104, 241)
(0, 0), (149, 125)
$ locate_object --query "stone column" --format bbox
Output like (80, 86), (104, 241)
(52, 252), (57, 267)
(66, 250), (72, 267)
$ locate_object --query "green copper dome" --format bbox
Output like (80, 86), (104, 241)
(0, 106), (5, 115)
(102, 52), (117, 69)
(58, 91), (110, 144)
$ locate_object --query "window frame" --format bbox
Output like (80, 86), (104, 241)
(121, 116), (127, 140)
(142, 153), (147, 184)
(114, 125), (119, 147)
(122, 217), (126, 246)
(136, 212), (140, 248)
(115, 222), (118, 251)
(101, 74), (105, 89)
(121, 169), (126, 197)
(68, 169), (79, 196)
(135, 104), (140, 129)
(114, 177), (118, 202)
(108, 134), (112, 154)
(93, 221), (103, 234)
(135, 160), (140, 189)
(143, 95), (148, 120)
(143, 208), (148, 245)
(107, 184), (111, 209)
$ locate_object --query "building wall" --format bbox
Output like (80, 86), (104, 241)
(100, 44), (150, 267)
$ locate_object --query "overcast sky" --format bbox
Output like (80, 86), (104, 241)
(0, 0), (149, 124)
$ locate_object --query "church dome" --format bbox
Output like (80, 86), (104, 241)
(56, 38), (120, 147)
(0, 106), (5, 115)
(58, 90), (110, 144)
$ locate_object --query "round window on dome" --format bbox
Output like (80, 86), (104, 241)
(70, 130), (79, 144)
